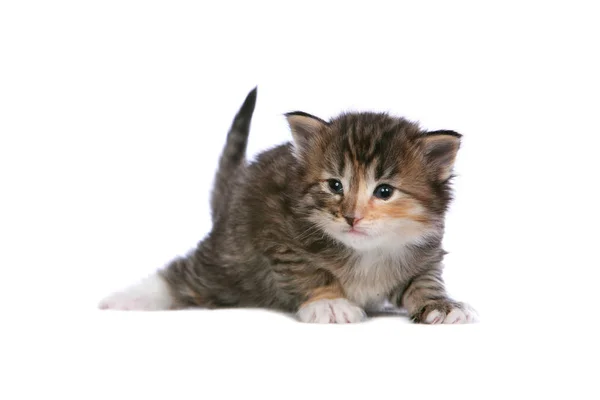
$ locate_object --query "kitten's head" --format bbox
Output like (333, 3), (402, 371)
(287, 111), (461, 252)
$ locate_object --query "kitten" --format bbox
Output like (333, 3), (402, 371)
(99, 88), (476, 324)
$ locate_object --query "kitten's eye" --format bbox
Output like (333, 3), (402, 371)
(373, 184), (394, 200)
(327, 179), (344, 194)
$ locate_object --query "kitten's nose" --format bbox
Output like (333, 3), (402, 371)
(344, 216), (362, 227)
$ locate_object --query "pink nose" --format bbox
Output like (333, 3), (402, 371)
(344, 216), (362, 227)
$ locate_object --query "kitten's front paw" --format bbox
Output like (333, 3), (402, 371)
(297, 298), (366, 324)
(412, 300), (477, 324)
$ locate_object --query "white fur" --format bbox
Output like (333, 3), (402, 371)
(297, 298), (366, 323)
(341, 249), (404, 308)
(424, 304), (478, 324)
(99, 273), (174, 311)
(461, 304), (479, 323)
(425, 309), (444, 324)
(444, 308), (466, 323)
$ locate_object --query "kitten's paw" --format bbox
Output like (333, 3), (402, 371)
(412, 300), (478, 324)
(98, 273), (174, 311)
(297, 298), (366, 324)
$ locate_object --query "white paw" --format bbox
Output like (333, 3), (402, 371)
(424, 303), (478, 324)
(99, 273), (174, 311)
(297, 298), (366, 324)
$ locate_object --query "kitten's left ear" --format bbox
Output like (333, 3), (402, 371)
(285, 111), (328, 156)
(422, 130), (462, 182)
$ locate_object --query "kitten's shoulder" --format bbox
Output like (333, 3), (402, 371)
(247, 142), (297, 180)
(251, 142), (294, 166)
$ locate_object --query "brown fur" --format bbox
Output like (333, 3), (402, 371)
(301, 284), (346, 307)
(365, 198), (430, 223)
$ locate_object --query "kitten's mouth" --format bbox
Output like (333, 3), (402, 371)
(346, 227), (368, 236)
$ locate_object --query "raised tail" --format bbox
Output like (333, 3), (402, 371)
(210, 87), (257, 221)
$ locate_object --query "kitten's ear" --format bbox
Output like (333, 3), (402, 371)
(422, 130), (462, 182)
(285, 111), (328, 155)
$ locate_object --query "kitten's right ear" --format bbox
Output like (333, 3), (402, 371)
(285, 111), (328, 156)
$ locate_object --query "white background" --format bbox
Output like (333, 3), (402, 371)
(1, 1), (599, 399)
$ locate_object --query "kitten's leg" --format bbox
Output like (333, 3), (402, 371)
(296, 284), (366, 324)
(398, 269), (477, 324)
(99, 271), (176, 311)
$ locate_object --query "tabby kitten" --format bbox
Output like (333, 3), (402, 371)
(100, 88), (476, 324)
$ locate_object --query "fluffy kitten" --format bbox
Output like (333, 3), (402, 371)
(100, 88), (476, 324)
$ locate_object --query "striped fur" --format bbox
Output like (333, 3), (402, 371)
(101, 88), (474, 323)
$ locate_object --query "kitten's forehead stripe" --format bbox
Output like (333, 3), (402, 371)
(336, 151), (346, 176)
(330, 116), (410, 183)
(374, 128), (398, 180)
(346, 121), (358, 162)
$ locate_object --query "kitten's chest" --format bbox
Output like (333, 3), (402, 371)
(338, 252), (407, 309)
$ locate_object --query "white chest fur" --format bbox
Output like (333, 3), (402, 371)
(340, 250), (407, 309)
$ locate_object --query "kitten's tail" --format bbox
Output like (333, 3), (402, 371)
(210, 87), (257, 221)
